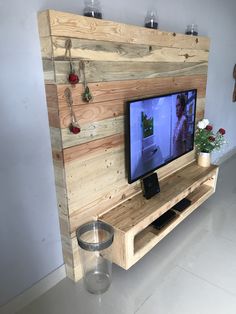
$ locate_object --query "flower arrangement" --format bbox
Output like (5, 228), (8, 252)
(195, 118), (226, 153)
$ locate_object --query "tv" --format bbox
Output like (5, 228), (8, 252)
(126, 89), (197, 184)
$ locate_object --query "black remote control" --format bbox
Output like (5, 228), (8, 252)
(152, 210), (177, 230)
(172, 198), (191, 212)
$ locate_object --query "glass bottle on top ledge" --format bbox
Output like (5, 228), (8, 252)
(144, 10), (158, 29)
(84, 0), (103, 19)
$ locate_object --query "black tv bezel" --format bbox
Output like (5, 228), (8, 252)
(126, 89), (197, 184)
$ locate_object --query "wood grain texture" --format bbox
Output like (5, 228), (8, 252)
(49, 96), (204, 149)
(100, 163), (218, 234)
(45, 84), (58, 109)
(56, 75), (207, 108)
(49, 75), (206, 128)
(100, 164), (218, 269)
(42, 36), (209, 63)
(38, 11), (50, 37)
(49, 95), (205, 130)
(68, 181), (141, 234)
(47, 10), (210, 50)
(60, 116), (124, 148)
(63, 133), (124, 163)
(45, 60), (208, 84)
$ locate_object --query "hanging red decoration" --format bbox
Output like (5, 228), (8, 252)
(64, 88), (81, 134)
(65, 39), (79, 85)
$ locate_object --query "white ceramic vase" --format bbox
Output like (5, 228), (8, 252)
(197, 152), (211, 167)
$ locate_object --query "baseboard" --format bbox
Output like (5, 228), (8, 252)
(215, 147), (236, 165)
(0, 264), (66, 314)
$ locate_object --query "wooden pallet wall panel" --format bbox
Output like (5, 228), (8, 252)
(38, 10), (210, 281)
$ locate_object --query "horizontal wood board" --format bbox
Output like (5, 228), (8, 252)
(41, 37), (209, 63)
(39, 10), (210, 51)
(100, 163), (218, 234)
(44, 59), (208, 84)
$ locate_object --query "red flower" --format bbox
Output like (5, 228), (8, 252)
(208, 136), (215, 142)
(218, 128), (225, 135)
(205, 125), (213, 131)
(69, 123), (80, 134)
(68, 73), (79, 85)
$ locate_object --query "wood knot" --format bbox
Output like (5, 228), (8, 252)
(184, 53), (189, 59)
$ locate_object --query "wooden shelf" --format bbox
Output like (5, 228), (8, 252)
(99, 162), (218, 269)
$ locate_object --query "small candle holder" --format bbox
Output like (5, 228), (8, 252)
(185, 24), (198, 36)
(144, 10), (158, 29)
(84, 0), (102, 19)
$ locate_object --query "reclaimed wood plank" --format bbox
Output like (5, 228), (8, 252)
(45, 84), (58, 109)
(51, 60), (208, 84)
(38, 11), (50, 37)
(41, 36), (209, 63)
(60, 116), (124, 148)
(100, 164), (217, 234)
(56, 96), (205, 129)
(47, 10), (210, 50)
(63, 133), (124, 163)
(56, 75), (207, 108)
(68, 179), (141, 231)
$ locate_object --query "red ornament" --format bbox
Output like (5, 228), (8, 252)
(68, 72), (79, 85)
(69, 123), (81, 134)
(219, 128), (226, 135)
(208, 136), (215, 142)
(205, 125), (213, 131)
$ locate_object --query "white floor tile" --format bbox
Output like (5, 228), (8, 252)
(136, 266), (236, 314)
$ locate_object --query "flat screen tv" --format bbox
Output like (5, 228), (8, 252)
(126, 89), (197, 184)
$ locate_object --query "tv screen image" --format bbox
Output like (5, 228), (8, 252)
(126, 89), (197, 183)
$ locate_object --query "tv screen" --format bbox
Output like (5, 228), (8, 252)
(126, 89), (197, 183)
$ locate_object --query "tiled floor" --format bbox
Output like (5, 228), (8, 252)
(18, 155), (236, 314)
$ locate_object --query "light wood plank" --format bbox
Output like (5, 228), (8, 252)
(45, 84), (58, 109)
(56, 75), (207, 108)
(60, 116), (124, 148)
(52, 96), (205, 129)
(42, 36), (209, 63)
(63, 133), (123, 163)
(100, 163), (218, 234)
(38, 11), (50, 37)
(47, 10), (210, 50)
(69, 181), (141, 233)
(47, 60), (208, 84)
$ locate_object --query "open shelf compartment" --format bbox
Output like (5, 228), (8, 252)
(99, 162), (218, 270)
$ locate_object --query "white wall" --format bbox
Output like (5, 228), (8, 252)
(0, 0), (235, 306)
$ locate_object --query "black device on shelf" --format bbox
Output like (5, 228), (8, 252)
(172, 198), (191, 212)
(152, 210), (177, 230)
(142, 172), (160, 199)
